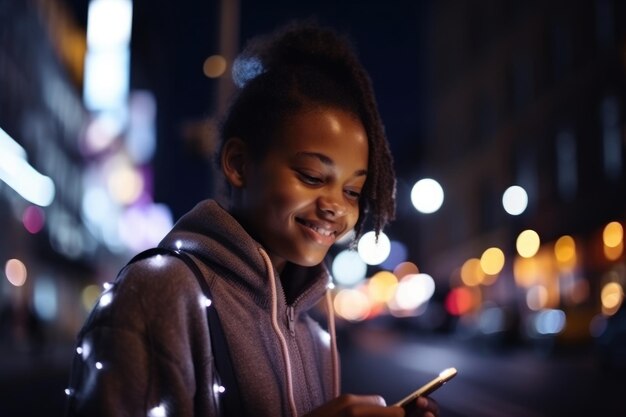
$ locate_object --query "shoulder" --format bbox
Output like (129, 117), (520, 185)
(83, 252), (210, 335)
(117, 252), (203, 298)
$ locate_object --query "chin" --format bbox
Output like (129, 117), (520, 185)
(291, 252), (327, 267)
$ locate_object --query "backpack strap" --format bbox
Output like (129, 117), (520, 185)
(127, 247), (244, 417)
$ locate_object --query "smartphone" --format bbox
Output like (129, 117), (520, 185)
(393, 367), (457, 408)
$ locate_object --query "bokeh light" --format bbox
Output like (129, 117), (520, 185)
(480, 247), (505, 275)
(533, 309), (566, 335)
(82, 284), (102, 311)
(526, 285), (548, 311)
(603, 221), (624, 260)
(22, 205), (45, 234)
(33, 277), (58, 320)
(86, 0), (133, 48)
(601, 282), (624, 316)
(514, 256), (538, 287)
(357, 231), (391, 265)
(603, 221), (623, 247)
(107, 162), (144, 205)
(410, 178), (444, 214)
(5, 258), (27, 287)
(554, 235), (576, 269)
(516, 229), (540, 258)
(331, 249), (367, 287)
(502, 185), (528, 215)
(445, 287), (477, 316)
(460, 258), (485, 287)
(603, 241), (623, 261)
(392, 273), (435, 310)
(333, 288), (370, 321)
(118, 203), (174, 252)
(82, 113), (123, 155)
(367, 271), (398, 304)
(0, 127), (56, 207)
(203, 55), (227, 78)
(393, 261), (419, 279)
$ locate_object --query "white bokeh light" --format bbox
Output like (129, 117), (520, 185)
(357, 231), (391, 265)
(333, 289), (370, 321)
(393, 273), (436, 310)
(148, 404), (167, 417)
(411, 178), (444, 214)
(331, 250), (367, 286)
(502, 185), (528, 215)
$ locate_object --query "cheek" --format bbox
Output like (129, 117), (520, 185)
(339, 197), (361, 229)
(347, 206), (360, 230)
(253, 175), (307, 214)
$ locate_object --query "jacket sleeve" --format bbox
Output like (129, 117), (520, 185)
(64, 258), (220, 417)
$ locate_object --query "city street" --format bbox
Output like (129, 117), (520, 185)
(2, 1), (626, 417)
(341, 326), (626, 417)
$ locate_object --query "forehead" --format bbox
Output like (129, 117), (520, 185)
(272, 107), (369, 163)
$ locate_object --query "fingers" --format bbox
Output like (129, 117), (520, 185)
(405, 396), (440, 417)
(417, 400), (436, 417)
(347, 394), (388, 406)
(304, 394), (405, 417)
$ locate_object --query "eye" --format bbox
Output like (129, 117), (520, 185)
(297, 171), (323, 185)
(344, 188), (361, 200)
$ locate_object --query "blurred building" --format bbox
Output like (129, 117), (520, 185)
(411, 0), (625, 342)
(0, 0), (96, 350)
(0, 0), (199, 351)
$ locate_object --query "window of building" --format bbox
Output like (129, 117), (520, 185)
(601, 96), (622, 180)
(556, 128), (578, 201)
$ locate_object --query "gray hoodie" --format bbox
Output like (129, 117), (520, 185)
(66, 200), (339, 417)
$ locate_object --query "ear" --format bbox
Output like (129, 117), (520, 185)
(221, 137), (249, 188)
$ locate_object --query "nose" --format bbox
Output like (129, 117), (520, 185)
(318, 190), (347, 218)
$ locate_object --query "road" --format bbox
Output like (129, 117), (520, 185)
(340, 326), (626, 417)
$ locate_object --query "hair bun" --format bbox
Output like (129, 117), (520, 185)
(232, 22), (354, 88)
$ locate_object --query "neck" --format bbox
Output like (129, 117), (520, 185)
(280, 263), (303, 304)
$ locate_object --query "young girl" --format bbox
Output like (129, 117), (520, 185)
(65, 23), (440, 417)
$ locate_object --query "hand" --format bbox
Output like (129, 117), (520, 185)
(304, 394), (405, 417)
(403, 396), (440, 417)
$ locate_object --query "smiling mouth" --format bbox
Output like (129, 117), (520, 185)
(296, 218), (337, 237)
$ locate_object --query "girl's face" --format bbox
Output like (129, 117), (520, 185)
(238, 107), (368, 272)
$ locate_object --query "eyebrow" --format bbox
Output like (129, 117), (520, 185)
(295, 151), (368, 177)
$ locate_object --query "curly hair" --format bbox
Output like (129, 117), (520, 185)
(218, 22), (396, 240)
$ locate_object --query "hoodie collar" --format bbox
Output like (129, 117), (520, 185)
(159, 199), (331, 312)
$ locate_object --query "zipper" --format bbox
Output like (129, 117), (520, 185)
(285, 304), (313, 410)
(284, 280), (317, 338)
(286, 305), (296, 336)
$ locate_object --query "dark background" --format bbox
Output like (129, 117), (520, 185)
(1, 0), (625, 416)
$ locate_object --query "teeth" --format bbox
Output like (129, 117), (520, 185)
(314, 226), (333, 237)
(301, 220), (334, 237)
